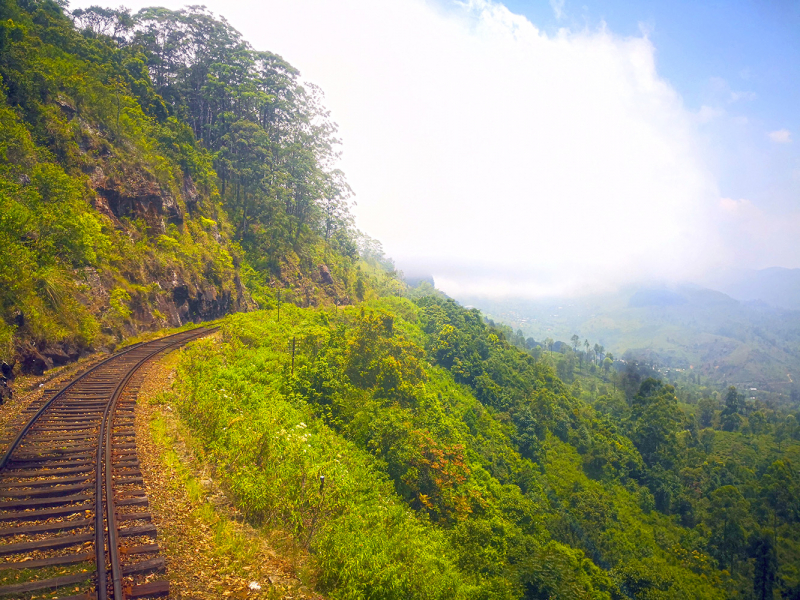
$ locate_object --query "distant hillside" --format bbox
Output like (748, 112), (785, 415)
(459, 285), (800, 400)
(703, 267), (800, 310)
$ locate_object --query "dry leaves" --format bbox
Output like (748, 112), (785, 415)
(134, 352), (325, 600)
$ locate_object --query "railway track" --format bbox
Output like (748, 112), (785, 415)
(0, 327), (216, 599)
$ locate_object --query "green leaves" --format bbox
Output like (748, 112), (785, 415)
(173, 307), (475, 599)
(130, 6), (356, 260)
(707, 485), (750, 570)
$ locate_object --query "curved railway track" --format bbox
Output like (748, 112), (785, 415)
(0, 327), (216, 599)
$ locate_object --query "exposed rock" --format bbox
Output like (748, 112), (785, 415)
(42, 342), (81, 367)
(42, 346), (70, 367)
(1, 362), (13, 380)
(18, 173), (30, 186)
(0, 378), (11, 405)
(91, 164), (183, 234)
(182, 175), (200, 215)
(19, 345), (50, 376)
(55, 96), (76, 117)
(172, 284), (190, 306)
(75, 267), (109, 311)
(15, 339), (88, 375)
(10, 158), (253, 376)
(319, 264), (334, 285)
(92, 194), (119, 226)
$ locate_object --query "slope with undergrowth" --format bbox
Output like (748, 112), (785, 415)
(0, 0), (387, 374)
(162, 296), (800, 599)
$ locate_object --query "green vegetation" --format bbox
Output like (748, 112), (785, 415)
(4, 2), (800, 598)
(0, 0), (243, 364)
(165, 297), (800, 599)
(0, 0), (390, 370)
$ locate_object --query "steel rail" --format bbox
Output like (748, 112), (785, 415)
(103, 326), (217, 599)
(0, 326), (217, 600)
(0, 342), (144, 471)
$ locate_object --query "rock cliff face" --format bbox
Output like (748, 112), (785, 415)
(16, 268), (249, 376)
(13, 166), (251, 375)
(90, 165), (183, 234)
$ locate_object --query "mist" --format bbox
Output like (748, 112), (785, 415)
(70, 0), (800, 297)
(259, 0), (728, 297)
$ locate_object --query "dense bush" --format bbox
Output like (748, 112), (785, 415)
(164, 298), (790, 599)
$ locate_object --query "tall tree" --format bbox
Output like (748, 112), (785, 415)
(748, 532), (777, 600)
(708, 485), (749, 572)
(593, 343), (604, 367)
(129, 6), (353, 255)
(570, 334), (579, 352)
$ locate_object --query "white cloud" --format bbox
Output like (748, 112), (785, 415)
(718, 197), (800, 267)
(708, 76), (756, 104)
(709, 76), (728, 93)
(730, 90), (757, 102)
(549, 0), (566, 20)
(719, 197), (758, 217)
(251, 0), (725, 295)
(72, 0), (765, 296)
(768, 129), (792, 143)
(696, 105), (725, 124)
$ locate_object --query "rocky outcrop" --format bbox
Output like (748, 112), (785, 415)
(0, 380), (11, 404)
(8, 169), (252, 375)
(166, 274), (249, 326)
(0, 362), (13, 404)
(85, 166), (252, 329)
(182, 175), (200, 215)
(91, 165), (183, 234)
(319, 264), (334, 285)
(15, 339), (85, 376)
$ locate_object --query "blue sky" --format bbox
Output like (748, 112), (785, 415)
(506, 0), (800, 214)
(505, 0), (800, 119)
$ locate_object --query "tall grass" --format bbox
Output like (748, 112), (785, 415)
(172, 307), (475, 600)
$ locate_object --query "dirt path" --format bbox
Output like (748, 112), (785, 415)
(134, 350), (325, 600)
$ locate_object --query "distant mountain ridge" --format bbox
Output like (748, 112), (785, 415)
(703, 267), (800, 310)
(457, 281), (800, 401)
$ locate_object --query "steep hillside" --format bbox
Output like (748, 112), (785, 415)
(165, 297), (800, 599)
(0, 0), (391, 374)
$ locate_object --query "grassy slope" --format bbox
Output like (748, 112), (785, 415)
(162, 298), (756, 600)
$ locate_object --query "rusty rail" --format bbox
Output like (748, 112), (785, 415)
(0, 327), (215, 599)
